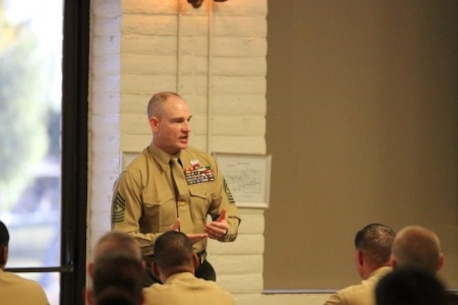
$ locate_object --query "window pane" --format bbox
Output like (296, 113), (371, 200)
(0, 0), (63, 302)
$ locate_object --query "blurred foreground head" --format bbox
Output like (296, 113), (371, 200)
(376, 267), (446, 305)
(88, 251), (144, 305)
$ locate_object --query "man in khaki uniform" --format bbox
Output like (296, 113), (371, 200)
(85, 231), (145, 305)
(143, 231), (235, 305)
(391, 225), (444, 273)
(391, 225), (458, 305)
(86, 252), (144, 305)
(111, 91), (240, 285)
(87, 231), (143, 279)
(0, 221), (49, 305)
(323, 223), (395, 305)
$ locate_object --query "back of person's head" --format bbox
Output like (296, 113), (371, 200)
(90, 251), (144, 305)
(375, 267), (447, 305)
(392, 225), (443, 274)
(0, 220), (10, 267)
(93, 231), (141, 261)
(89, 231), (142, 279)
(0, 221), (9, 246)
(354, 223), (395, 267)
(153, 230), (194, 275)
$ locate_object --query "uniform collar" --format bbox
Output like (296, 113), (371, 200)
(164, 271), (195, 284)
(148, 142), (182, 171)
(368, 266), (392, 279)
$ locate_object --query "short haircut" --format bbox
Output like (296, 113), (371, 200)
(146, 91), (181, 118)
(0, 221), (9, 248)
(153, 231), (193, 272)
(392, 225), (442, 274)
(0, 221), (9, 266)
(375, 267), (446, 305)
(93, 231), (141, 261)
(354, 223), (395, 267)
(92, 251), (144, 305)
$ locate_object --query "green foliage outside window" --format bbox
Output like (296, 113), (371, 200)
(0, 2), (50, 211)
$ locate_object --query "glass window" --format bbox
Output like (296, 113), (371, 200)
(0, 0), (63, 303)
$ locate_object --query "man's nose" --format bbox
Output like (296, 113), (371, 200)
(183, 121), (191, 132)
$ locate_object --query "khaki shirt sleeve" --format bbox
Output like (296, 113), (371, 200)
(208, 157), (241, 242)
(323, 292), (345, 305)
(111, 170), (161, 250)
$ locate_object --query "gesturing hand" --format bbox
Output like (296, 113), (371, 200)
(204, 208), (229, 240)
(170, 218), (208, 244)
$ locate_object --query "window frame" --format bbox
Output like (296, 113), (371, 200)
(60, 0), (89, 304)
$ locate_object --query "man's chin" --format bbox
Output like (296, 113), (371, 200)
(179, 142), (189, 149)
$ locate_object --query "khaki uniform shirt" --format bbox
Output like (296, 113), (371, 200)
(111, 143), (240, 256)
(143, 272), (235, 305)
(323, 266), (392, 305)
(0, 269), (49, 305)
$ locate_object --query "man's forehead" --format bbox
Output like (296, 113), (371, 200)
(161, 102), (192, 119)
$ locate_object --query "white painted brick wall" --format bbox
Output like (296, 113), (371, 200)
(88, 0), (331, 304)
(88, 0), (122, 250)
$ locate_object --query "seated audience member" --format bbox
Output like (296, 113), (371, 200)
(391, 225), (458, 305)
(375, 267), (447, 305)
(86, 251), (144, 305)
(87, 230), (143, 278)
(323, 223), (395, 305)
(143, 230), (235, 305)
(0, 220), (49, 305)
(391, 225), (443, 273)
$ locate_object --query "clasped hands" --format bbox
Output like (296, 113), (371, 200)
(170, 208), (229, 244)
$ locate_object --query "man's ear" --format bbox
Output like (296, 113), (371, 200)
(152, 262), (160, 277)
(0, 246), (8, 266)
(141, 259), (146, 271)
(356, 249), (364, 266)
(149, 116), (159, 132)
(437, 253), (445, 271)
(192, 253), (199, 271)
(391, 257), (398, 269)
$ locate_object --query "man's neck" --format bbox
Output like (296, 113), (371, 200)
(162, 265), (194, 282)
(364, 264), (390, 279)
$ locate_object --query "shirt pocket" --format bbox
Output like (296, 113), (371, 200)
(142, 190), (176, 231)
(189, 187), (211, 222)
